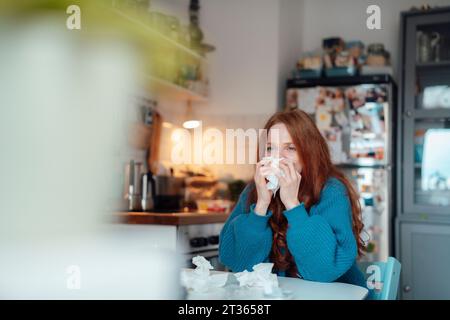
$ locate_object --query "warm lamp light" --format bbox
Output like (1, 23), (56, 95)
(182, 101), (200, 129)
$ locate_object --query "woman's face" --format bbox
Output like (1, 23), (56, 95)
(266, 123), (302, 173)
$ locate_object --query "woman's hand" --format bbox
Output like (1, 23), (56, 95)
(277, 158), (302, 210)
(254, 160), (273, 215)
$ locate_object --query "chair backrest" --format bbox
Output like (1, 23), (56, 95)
(358, 257), (401, 300)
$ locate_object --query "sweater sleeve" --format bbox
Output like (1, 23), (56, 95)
(218, 185), (273, 272)
(283, 179), (358, 282)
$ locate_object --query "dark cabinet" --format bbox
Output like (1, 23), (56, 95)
(397, 7), (450, 299)
(398, 221), (450, 299)
(400, 8), (450, 217)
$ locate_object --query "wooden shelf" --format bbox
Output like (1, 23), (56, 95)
(109, 8), (210, 103)
(111, 8), (207, 62)
(146, 75), (208, 102)
(413, 108), (450, 119)
(416, 60), (450, 68)
(335, 160), (387, 169)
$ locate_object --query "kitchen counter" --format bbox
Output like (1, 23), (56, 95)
(119, 211), (230, 226)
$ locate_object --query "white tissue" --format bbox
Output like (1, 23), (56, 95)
(234, 263), (279, 295)
(180, 255), (228, 293)
(261, 157), (285, 196)
(192, 255), (213, 275)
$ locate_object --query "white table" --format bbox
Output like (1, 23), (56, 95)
(276, 274), (368, 300)
(182, 269), (368, 300)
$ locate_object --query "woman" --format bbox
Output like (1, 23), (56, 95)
(219, 109), (366, 287)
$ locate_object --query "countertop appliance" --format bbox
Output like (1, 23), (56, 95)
(124, 160), (145, 211)
(149, 174), (185, 212)
(177, 222), (226, 271)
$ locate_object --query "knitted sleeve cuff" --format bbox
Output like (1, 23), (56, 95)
(247, 203), (273, 229)
(283, 202), (309, 228)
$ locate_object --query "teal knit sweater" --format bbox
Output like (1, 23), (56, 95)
(219, 177), (366, 288)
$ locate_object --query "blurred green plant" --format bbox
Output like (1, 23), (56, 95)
(0, 0), (203, 86)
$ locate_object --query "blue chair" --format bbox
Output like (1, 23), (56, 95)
(358, 257), (401, 300)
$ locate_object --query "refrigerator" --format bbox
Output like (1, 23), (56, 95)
(286, 75), (397, 262)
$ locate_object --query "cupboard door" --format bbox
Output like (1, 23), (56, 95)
(406, 119), (450, 210)
(403, 12), (450, 216)
(400, 221), (450, 299)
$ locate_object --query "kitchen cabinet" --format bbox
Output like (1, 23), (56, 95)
(120, 211), (229, 271)
(397, 7), (450, 299)
(400, 8), (450, 217)
(398, 220), (450, 299)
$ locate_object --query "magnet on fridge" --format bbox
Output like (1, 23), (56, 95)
(333, 99), (345, 112)
(364, 197), (374, 206)
(298, 88), (318, 114)
(334, 111), (349, 127)
(323, 97), (334, 111)
(316, 107), (332, 130)
(366, 240), (377, 253)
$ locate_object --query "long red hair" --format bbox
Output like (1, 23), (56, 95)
(246, 109), (364, 277)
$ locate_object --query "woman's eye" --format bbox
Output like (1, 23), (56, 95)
(287, 146), (296, 151)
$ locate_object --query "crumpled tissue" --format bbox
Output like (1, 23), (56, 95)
(180, 255), (228, 293)
(261, 157), (285, 196)
(234, 263), (280, 295)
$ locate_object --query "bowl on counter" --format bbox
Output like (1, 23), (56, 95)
(195, 199), (233, 213)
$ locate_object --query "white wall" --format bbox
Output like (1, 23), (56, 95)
(278, 0), (304, 108)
